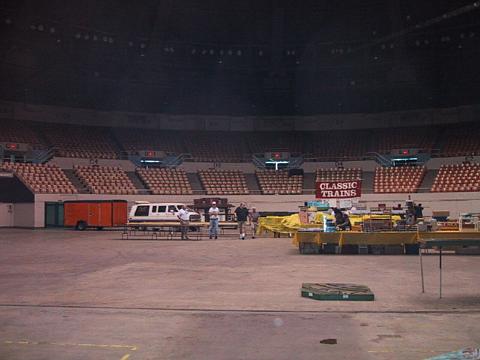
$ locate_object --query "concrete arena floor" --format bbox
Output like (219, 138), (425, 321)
(0, 229), (479, 360)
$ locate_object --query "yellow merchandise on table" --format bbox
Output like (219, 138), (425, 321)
(257, 212), (331, 235)
(258, 212), (401, 236)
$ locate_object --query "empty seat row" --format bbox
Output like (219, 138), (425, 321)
(74, 165), (137, 195)
(136, 168), (193, 195)
(431, 163), (480, 192)
(1, 162), (77, 194)
(256, 169), (303, 195)
(374, 166), (426, 194)
(199, 169), (249, 195)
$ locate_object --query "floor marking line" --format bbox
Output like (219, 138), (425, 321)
(368, 349), (456, 354)
(1, 303), (479, 315)
(3, 340), (137, 351)
(120, 354), (130, 360)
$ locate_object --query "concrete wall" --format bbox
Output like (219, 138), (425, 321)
(2, 99), (477, 131)
(303, 160), (379, 172)
(48, 154), (478, 174)
(12, 203), (35, 228)
(49, 157), (137, 171)
(0, 203), (14, 227)
(180, 162), (257, 173)
(32, 192), (480, 228)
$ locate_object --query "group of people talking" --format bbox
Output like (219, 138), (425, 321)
(176, 202), (261, 240)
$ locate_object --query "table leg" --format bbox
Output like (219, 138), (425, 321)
(439, 247), (443, 299)
(420, 246), (425, 293)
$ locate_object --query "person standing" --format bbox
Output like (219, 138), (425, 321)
(177, 205), (190, 240)
(414, 203), (424, 221)
(249, 206), (260, 239)
(208, 201), (220, 239)
(235, 203), (249, 240)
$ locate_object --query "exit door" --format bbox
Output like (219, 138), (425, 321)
(45, 202), (64, 227)
(0, 204), (13, 227)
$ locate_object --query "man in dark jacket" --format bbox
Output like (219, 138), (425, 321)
(235, 203), (249, 240)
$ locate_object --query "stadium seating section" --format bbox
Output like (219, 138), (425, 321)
(0, 120), (44, 149)
(1, 121), (480, 195)
(41, 123), (119, 159)
(256, 170), (303, 195)
(371, 127), (436, 154)
(316, 168), (362, 182)
(1, 162), (77, 194)
(440, 124), (480, 157)
(431, 163), (480, 192)
(184, 132), (247, 162)
(2, 120), (480, 161)
(114, 128), (185, 155)
(310, 130), (370, 160)
(374, 166), (426, 193)
(74, 165), (137, 194)
(248, 132), (305, 154)
(198, 169), (249, 195)
(136, 168), (193, 195)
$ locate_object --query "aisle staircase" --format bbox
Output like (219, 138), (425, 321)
(245, 173), (261, 193)
(187, 173), (204, 192)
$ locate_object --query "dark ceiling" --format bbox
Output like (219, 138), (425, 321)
(0, 0), (479, 115)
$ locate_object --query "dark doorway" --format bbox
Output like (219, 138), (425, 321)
(45, 202), (64, 227)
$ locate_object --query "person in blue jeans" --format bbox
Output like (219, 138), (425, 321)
(208, 201), (220, 239)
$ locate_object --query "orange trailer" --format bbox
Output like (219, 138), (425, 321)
(64, 200), (128, 230)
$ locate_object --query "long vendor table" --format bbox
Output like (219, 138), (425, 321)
(123, 221), (238, 240)
(419, 238), (480, 298)
(293, 231), (480, 250)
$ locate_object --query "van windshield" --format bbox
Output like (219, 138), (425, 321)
(134, 206), (149, 216)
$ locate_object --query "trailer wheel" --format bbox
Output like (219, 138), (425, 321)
(76, 221), (87, 231)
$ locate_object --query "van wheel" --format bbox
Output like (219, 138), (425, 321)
(76, 221), (87, 231)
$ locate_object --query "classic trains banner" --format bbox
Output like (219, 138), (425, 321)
(315, 180), (362, 199)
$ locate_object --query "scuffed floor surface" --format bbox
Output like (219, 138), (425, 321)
(0, 229), (479, 360)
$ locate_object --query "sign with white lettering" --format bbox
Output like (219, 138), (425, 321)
(315, 181), (362, 199)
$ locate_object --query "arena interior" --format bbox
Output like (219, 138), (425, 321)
(1, 0), (480, 359)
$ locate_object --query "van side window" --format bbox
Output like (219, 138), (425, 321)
(157, 206), (166, 213)
(152, 206), (157, 213)
(168, 205), (177, 212)
(134, 206), (149, 216)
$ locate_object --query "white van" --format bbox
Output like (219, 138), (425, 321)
(128, 202), (201, 223)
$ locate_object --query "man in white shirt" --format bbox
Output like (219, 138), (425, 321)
(177, 205), (190, 240)
(208, 201), (220, 239)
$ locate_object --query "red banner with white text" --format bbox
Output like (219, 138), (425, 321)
(315, 180), (362, 199)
